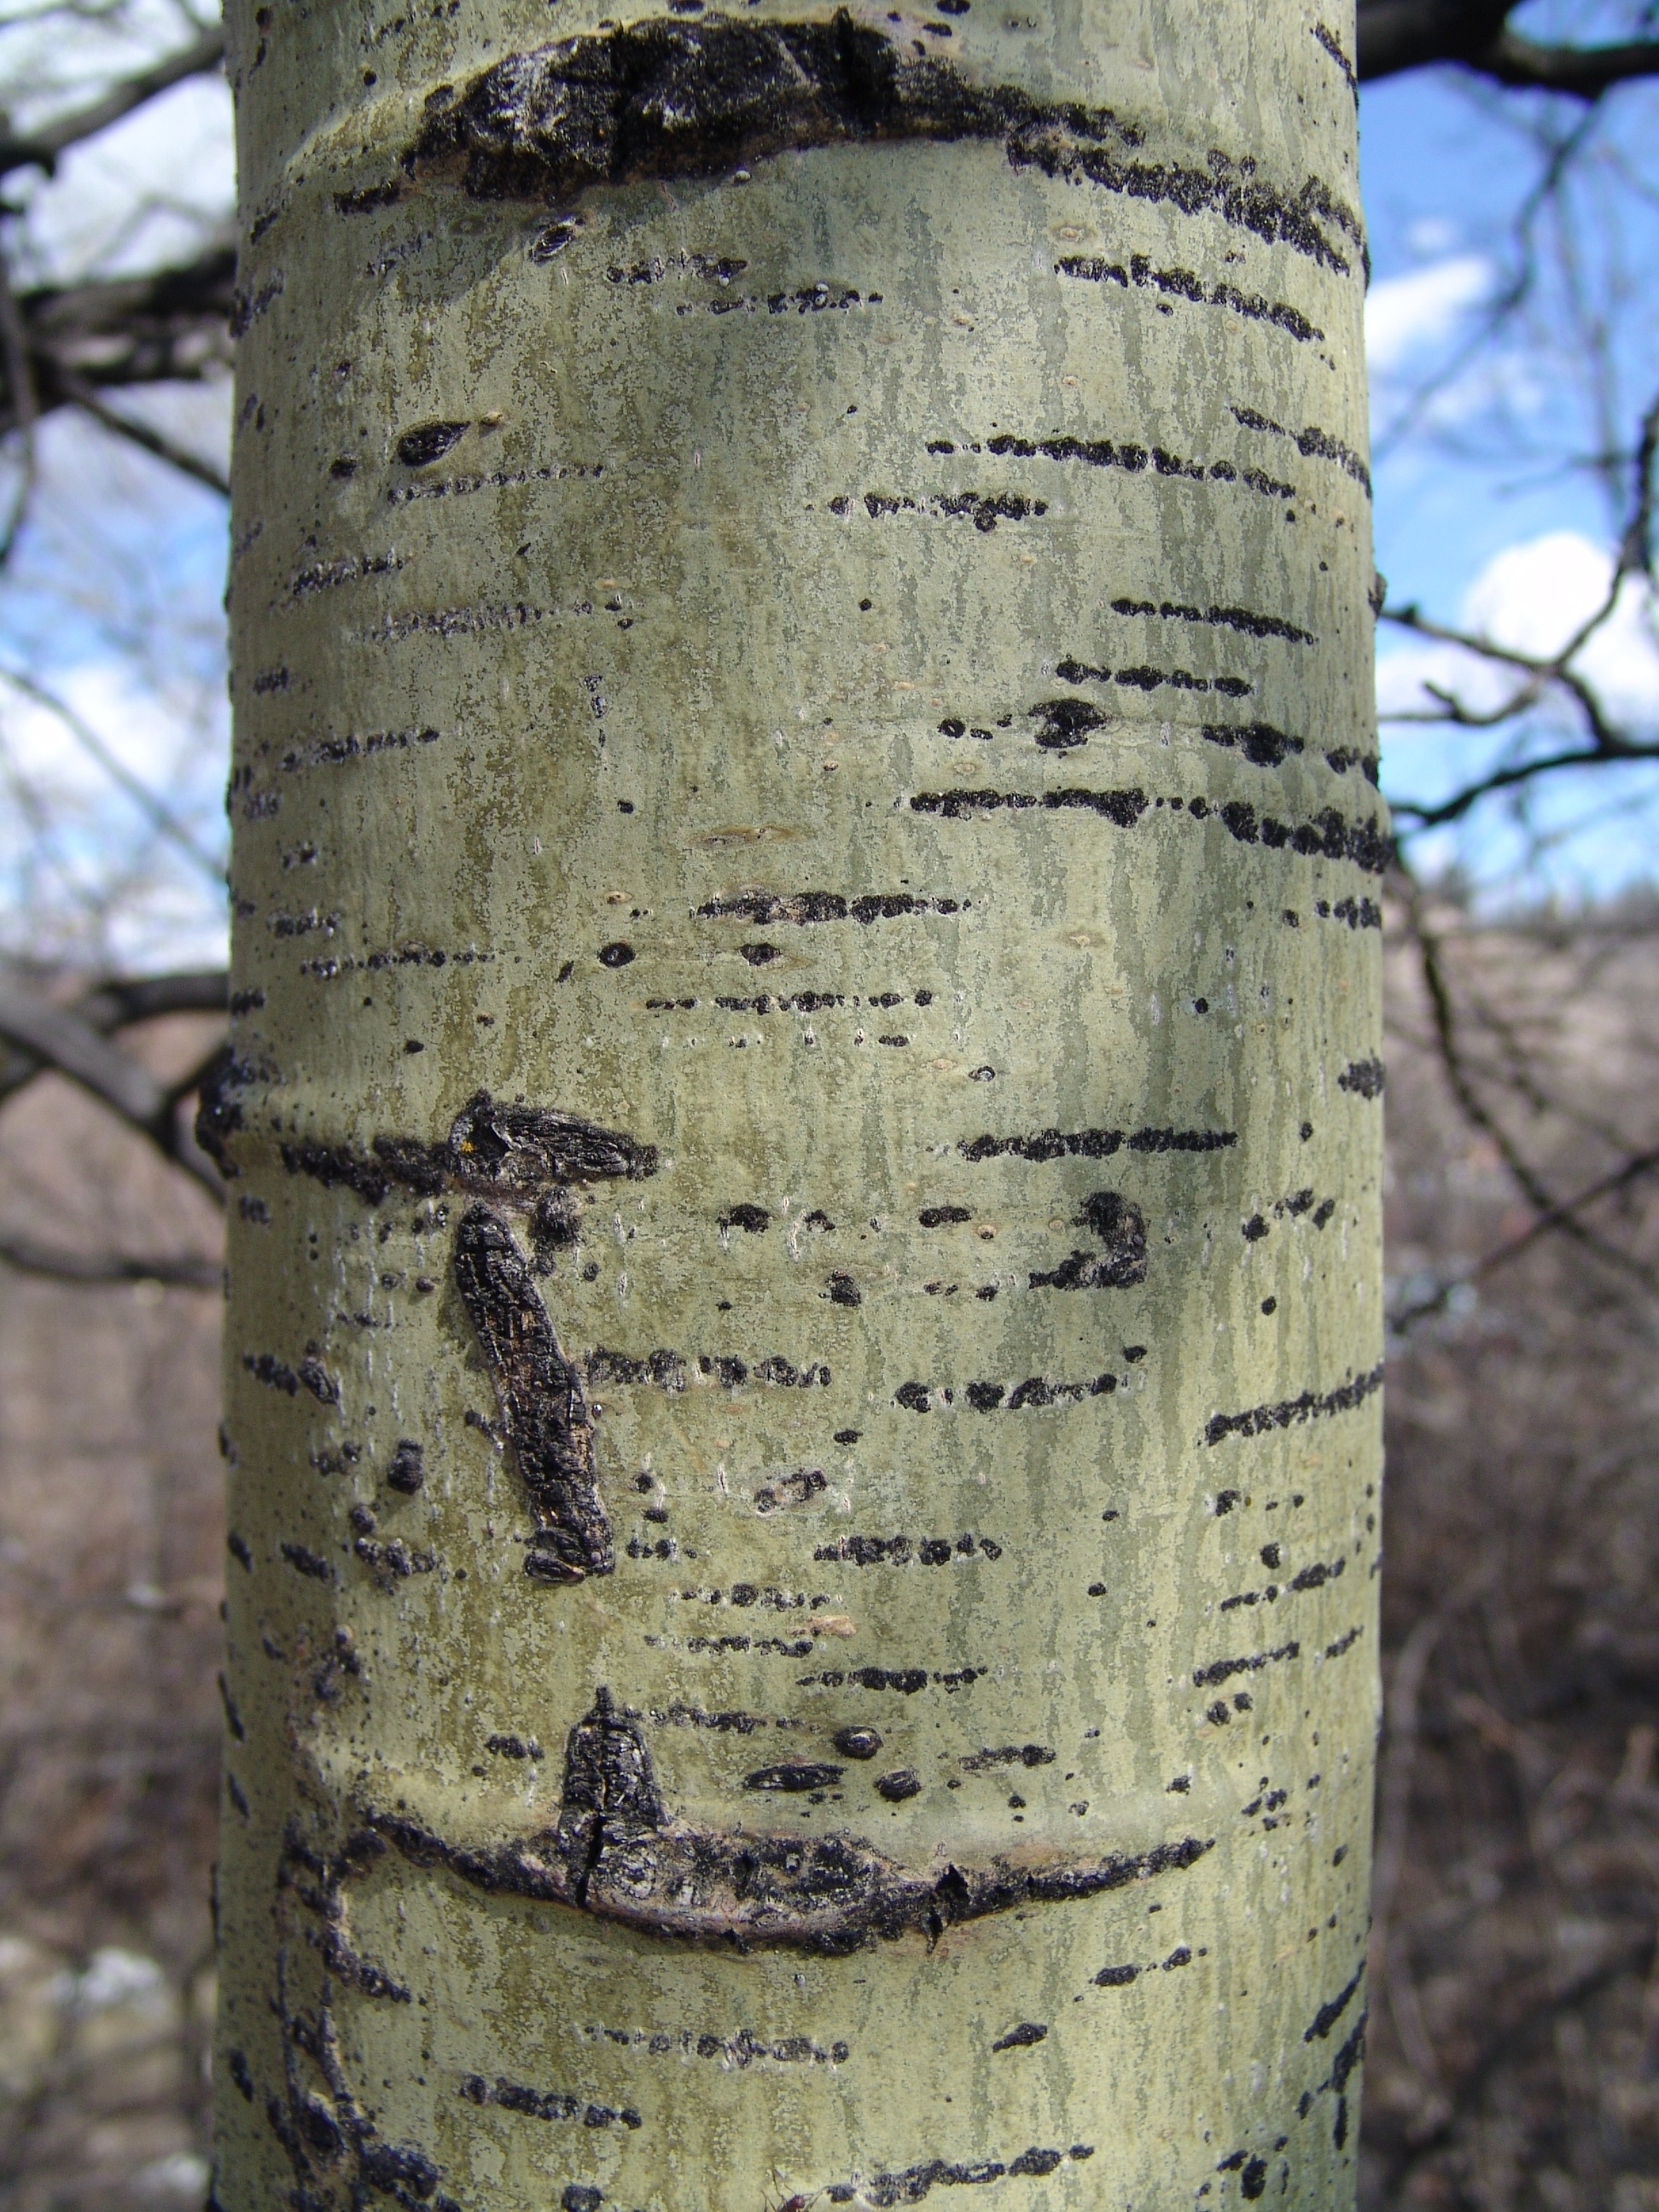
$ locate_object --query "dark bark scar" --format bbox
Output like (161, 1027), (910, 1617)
(364, 1688), (1214, 1955)
(378, 9), (1361, 275)
(454, 1204), (611, 1582)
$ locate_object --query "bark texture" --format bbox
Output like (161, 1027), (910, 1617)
(213, 1), (1382, 2203)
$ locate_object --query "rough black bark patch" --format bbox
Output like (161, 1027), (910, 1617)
(453, 1205), (612, 1580)
(398, 12), (1359, 274)
(282, 1090), (657, 1209)
(1030, 1190), (1146, 1289)
(364, 1689), (1213, 1954)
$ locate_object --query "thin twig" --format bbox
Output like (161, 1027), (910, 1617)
(0, 1230), (218, 1288)
(0, 28), (226, 182)
(0, 231), (38, 567)
(0, 664), (224, 882)
(58, 370), (228, 496)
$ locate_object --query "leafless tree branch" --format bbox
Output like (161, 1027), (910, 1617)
(56, 369), (227, 494)
(0, 969), (224, 1198)
(1359, 3), (1659, 98)
(0, 1227), (218, 1287)
(0, 27), (225, 182)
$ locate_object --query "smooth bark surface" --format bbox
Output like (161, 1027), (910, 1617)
(212, 2), (1383, 2203)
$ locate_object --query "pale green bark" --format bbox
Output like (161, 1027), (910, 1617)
(212, 3), (1382, 2205)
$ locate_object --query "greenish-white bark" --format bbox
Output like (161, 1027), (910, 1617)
(211, 2), (1383, 2204)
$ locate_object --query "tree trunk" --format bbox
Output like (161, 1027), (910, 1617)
(211, 1), (1382, 2204)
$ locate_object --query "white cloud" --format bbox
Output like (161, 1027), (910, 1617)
(1377, 531), (1659, 735)
(1365, 255), (1491, 375)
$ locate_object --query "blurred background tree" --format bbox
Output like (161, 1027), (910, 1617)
(0, 4), (1657, 2209)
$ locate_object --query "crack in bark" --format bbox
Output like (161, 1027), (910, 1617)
(364, 1689), (1214, 1955)
(380, 9), (1359, 273)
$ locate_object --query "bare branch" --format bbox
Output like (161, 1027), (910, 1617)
(0, 27), (226, 182)
(0, 239), (236, 444)
(0, 968), (225, 1109)
(0, 971), (224, 1199)
(1359, 3), (1659, 97)
(0, 664), (224, 882)
(0, 235), (38, 565)
(1390, 1138), (1659, 1333)
(1398, 880), (1659, 1297)
(59, 370), (227, 496)
(1388, 741), (1659, 830)
(0, 1228), (218, 1288)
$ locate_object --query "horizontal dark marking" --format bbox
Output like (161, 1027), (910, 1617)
(1325, 1624), (1363, 1659)
(369, 1690), (1214, 1953)
(242, 1350), (340, 1404)
(1214, 798), (1392, 874)
(354, 1535), (436, 1580)
(840, 488), (1047, 531)
(388, 462), (602, 506)
(1056, 656), (1254, 700)
(486, 1732), (544, 1759)
(354, 601), (556, 643)
(911, 786), (1146, 824)
(460, 2075), (640, 2128)
(992, 2022), (1047, 2052)
(578, 2025), (847, 2064)
(1110, 593), (1314, 644)
(687, 1633), (817, 1657)
(275, 725), (440, 771)
(814, 1532), (1002, 1566)
(648, 1703), (789, 1733)
(827, 2143), (1094, 2206)
(919, 783), (1378, 870)
(397, 422), (467, 467)
(281, 1540), (335, 1583)
(800, 1665), (987, 1691)
(985, 430), (1294, 500)
(1202, 721), (1302, 767)
(963, 1374), (1118, 1409)
(696, 890), (963, 924)
(961, 1744), (1055, 1771)
(608, 250), (748, 284)
(400, 13), (1357, 273)
(746, 1761), (843, 1792)
(587, 1346), (688, 1390)
(1191, 1639), (1299, 1687)
(960, 1126), (1235, 1161)
(1337, 1055), (1385, 1098)
(299, 941), (494, 981)
(1057, 250), (1322, 342)
(290, 550), (405, 598)
(671, 282), (876, 317)
(1231, 403), (1370, 496)
(282, 1091), (655, 1206)
(1204, 1360), (1383, 1447)
(1220, 1555), (1345, 1610)
(1322, 745), (1380, 784)
(1312, 894), (1382, 928)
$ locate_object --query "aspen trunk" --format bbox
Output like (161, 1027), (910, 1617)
(211, 2), (1383, 2203)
